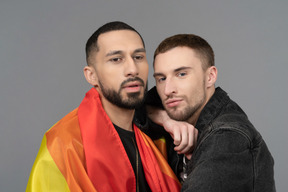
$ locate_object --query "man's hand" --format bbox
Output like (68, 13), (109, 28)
(146, 106), (198, 159)
(163, 118), (198, 159)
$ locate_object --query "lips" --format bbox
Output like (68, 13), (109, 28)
(122, 81), (144, 93)
(165, 98), (182, 108)
(122, 81), (143, 88)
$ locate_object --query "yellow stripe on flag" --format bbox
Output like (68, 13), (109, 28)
(153, 137), (168, 160)
(26, 135), (70, 192)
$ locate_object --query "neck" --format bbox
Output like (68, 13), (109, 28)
(188, 86), (216, 126)
(100, 97), (135, 131)
(188, 114), (200, 127)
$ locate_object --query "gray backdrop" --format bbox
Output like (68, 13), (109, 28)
(1, 0), (287, 191)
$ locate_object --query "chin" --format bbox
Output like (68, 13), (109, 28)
(167, 111), (189, 122)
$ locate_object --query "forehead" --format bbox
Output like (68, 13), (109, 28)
(154, 46), (202, 72)
(97, 30), (144, 53)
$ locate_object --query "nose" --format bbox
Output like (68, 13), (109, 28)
(124, 57), (139, 77)
(164, 78), (177, 97)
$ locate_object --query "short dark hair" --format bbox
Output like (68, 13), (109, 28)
(154, 34), (214, 70)
(85, 21), (145, 65)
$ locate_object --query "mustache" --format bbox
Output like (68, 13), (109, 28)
(165, 95), (184, 102)
(121, 77), (145, 87)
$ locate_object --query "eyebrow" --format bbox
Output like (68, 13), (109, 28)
(134, 48), (146, 54)
(105, 48), (146, 57)
(153, 66), (192, 77)
(153, 72), (164, 78)
(106, 50), (123, 57)
(174, 66), (192, 72)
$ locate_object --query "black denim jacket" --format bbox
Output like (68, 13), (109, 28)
(138, 87), (275, 192)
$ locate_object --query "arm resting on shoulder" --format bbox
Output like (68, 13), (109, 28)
(182, 130), (254, 192)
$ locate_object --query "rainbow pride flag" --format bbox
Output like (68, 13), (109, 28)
(26, 88), (181, 192)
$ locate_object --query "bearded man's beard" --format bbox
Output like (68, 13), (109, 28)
(98, 78), (147, 109)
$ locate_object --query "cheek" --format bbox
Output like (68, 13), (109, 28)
(139, 64), (149, 81)
(143, 63), (149, 73)
(187, 83), (204, 101)
(101, 67), (122, 80)
(98, 72), (117, 87)
(177, 81), (196, 97)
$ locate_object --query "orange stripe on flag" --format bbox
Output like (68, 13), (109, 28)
(45, 109), (96, 192)
(135, 127), (181, 191)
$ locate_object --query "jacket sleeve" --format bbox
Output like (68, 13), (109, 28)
(181, 129), (254, 192)
(145, 86), (164, 109)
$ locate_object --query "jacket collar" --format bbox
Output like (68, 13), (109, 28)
(195, 87), (230, 134)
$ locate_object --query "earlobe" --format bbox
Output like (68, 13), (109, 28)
(83, 66), (98, 86)
(206, 66), (217, 87)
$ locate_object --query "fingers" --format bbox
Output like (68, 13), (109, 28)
(174, 124), (198, 155)
(163, 119), (198, 156)
(174, 127), (188, 152)
(172, 129), (181, 146)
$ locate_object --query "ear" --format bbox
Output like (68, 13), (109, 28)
(206, 66), (217, 88)
(83, 65), (99, 87)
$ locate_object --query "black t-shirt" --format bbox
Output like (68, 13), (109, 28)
(114, 124), (151, 192)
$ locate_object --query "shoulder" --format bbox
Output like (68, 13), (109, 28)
(197, 117), (263, 158)
(46, 108), (79, 136)
(45, 108), (83, 151)
(210, 97), (262, 146)
(198, 128), (252, 155)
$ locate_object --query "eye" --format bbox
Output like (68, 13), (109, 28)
(110, 57), (122, 63)
(156, 77), (166, 83)
(133, 55), (144, 61)
(177, 72), (187, 77)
